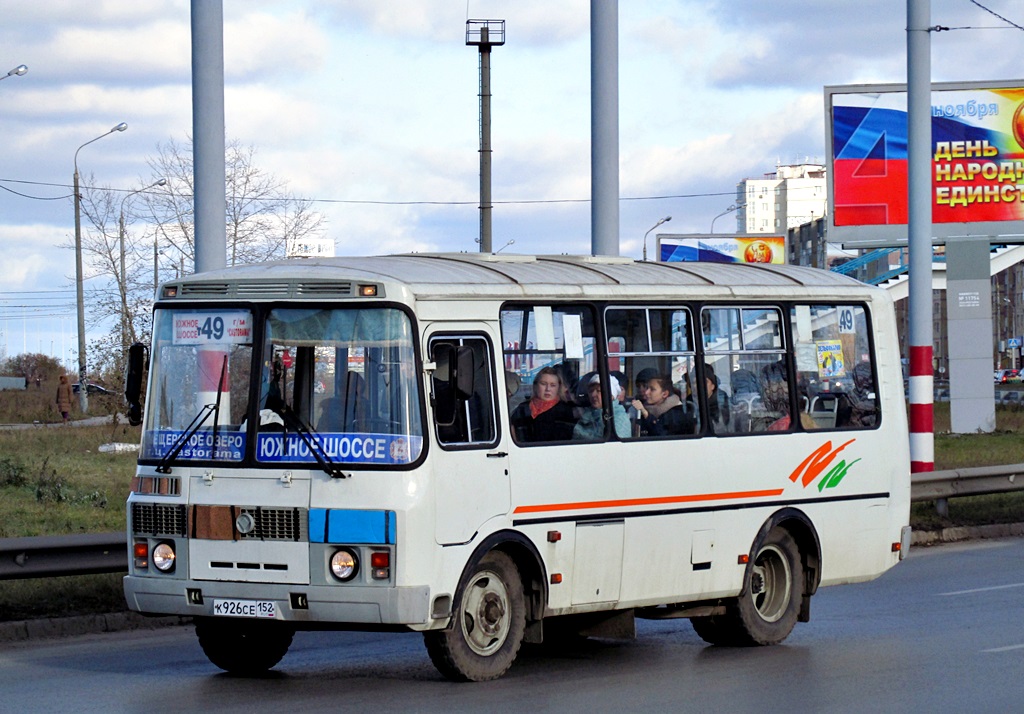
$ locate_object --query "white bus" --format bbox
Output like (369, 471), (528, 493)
(123, 253), (911, 682)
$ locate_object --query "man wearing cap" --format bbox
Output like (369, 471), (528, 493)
(572, 374), (631, 440)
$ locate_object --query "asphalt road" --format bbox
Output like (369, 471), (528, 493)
(1, 537), (1023, 713)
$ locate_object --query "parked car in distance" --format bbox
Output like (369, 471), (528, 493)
(72, 382), (113, 395)
(994, 369), (1020, 384)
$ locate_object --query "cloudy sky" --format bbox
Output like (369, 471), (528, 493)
(0, 0), (1020, 366)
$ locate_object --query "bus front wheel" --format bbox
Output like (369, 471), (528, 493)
(691, 528), (802, 646)
(424, 550), (526, 682)
(195, 618), (294, 675)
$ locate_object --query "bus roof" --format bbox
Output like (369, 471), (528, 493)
(165, 253), (881, 301)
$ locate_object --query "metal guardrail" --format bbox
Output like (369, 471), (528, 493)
(2, 465), (1024, 581)
(0, 531), (126, 580)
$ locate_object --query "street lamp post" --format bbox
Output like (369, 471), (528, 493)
(1, 65), (27, 82)
(119, 178), (166, 355)
(642, 216), (671, 262)
(74, 122), (127, 413)
(710, 203), (746, 233)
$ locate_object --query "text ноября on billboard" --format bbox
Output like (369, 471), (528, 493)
(825, 80), (1024, 244)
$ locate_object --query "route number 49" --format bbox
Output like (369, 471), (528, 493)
(199, 317), (224, 341)
(838, 307), (855, 334)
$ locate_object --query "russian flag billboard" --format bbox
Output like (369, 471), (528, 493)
(826, 81), (1024, 243)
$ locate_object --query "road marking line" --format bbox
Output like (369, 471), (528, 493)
(982, 644), (1024, 654)
(940, 583), (1024, 596)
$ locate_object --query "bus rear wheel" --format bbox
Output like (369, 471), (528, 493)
(195, 618), (294, 675)
(424, 551), (526, 682)
(691, 528), (802, 647)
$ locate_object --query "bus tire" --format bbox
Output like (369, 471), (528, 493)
(424, 551), (526, 682)
(691, 528), (802, 647)
(689, 614), (745, 646)
(195, 618), (294, 675)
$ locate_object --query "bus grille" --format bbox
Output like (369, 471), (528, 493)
(132, 503), (188, 536)
(236, 507), (307, 541)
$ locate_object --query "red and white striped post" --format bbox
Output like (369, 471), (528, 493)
(907, 0), (933, 473)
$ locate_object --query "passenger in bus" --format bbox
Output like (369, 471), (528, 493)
(573, 374), (630, 440)
(632, 374), (695, 437)
(510, 366), (577, 442)
(316, 372), (368, 433)
(845, 361), (877, 427)
(703, 364), (730, 433)
(759, 361), (815, 432)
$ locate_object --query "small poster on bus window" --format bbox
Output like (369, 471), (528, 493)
(816, 340), (846, 378)
(173, 312), (252, 346)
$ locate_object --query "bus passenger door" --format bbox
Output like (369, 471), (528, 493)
(427, 330), (510, 545)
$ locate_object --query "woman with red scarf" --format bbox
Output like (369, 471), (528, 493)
(510, 366), (576, 442)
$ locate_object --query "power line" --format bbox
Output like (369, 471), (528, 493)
(0, 176), (742, 207)
(966, 0), (1024, 31)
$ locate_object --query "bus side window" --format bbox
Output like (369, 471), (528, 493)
(606, 306), (699, 439)
(790, 304), (879, 430)
(430, 336), (498, 448)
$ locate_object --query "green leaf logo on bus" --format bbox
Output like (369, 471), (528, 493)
(789, 438), (861, 492)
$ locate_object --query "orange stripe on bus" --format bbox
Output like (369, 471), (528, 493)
(512, 489), (786, 515)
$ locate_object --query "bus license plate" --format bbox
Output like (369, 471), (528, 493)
(212, 599), (276, 619)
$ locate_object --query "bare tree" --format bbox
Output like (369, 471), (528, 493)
(142, 136), (326, 269)
(73, 136), (327, 383)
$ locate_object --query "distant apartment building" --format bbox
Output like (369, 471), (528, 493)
(735, 163), (827, 235)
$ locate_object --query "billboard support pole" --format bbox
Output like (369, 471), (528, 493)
(907, 0), (934, 472)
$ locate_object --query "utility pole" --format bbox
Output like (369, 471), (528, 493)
(466, 19), (504, 253)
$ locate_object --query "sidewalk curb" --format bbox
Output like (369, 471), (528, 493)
(0, 611), (190, 644)
(910, 522), (1024, 546)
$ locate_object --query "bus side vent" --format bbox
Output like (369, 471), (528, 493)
(237, 282), (289, 296)
(179, 283), (229, 296)
(132, 502), (188, 537)
(297, 282), (353, 296)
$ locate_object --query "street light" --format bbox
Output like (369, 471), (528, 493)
(1, 65), (27, 81)
(642, 216), (671, 262)
(119, 178), (166, 355)
(74, 121), (127, 413)
(710, 203), (746, 233)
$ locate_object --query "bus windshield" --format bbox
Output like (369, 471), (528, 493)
(141, 305), (424, 467)
(254, 306), (424, 467)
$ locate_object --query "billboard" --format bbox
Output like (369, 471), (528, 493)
(657, 234), (786, 264)
(825, 80), (1024, 245)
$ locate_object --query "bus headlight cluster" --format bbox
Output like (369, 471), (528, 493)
(152, 542), (176, 572)
(330, 548), (359, 581)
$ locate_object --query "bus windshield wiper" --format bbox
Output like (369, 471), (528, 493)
(155, 403), (215, 473)
(155, 356), (228, 474)
(277, 405), (350, 479)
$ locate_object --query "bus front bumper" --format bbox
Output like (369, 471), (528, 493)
(123, 575), (432, 627)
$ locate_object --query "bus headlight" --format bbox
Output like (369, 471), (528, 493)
(330, 548), (359, 582)
(152, 542), (176, 572)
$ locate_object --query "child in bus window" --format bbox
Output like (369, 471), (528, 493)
(633, 374), (695, 437)
(510, 367), (576, 442)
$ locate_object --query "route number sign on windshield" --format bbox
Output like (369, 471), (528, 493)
(173, 312), (252, 346)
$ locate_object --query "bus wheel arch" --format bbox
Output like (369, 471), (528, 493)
(424, 531), (545, 681)
(749, 508), (822, 623)
(691, 509), (820, 647)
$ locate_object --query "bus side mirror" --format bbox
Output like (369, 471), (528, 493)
(125, 342), (149, 426)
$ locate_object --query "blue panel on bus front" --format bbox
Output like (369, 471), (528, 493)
(309, 508), (395, 544)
